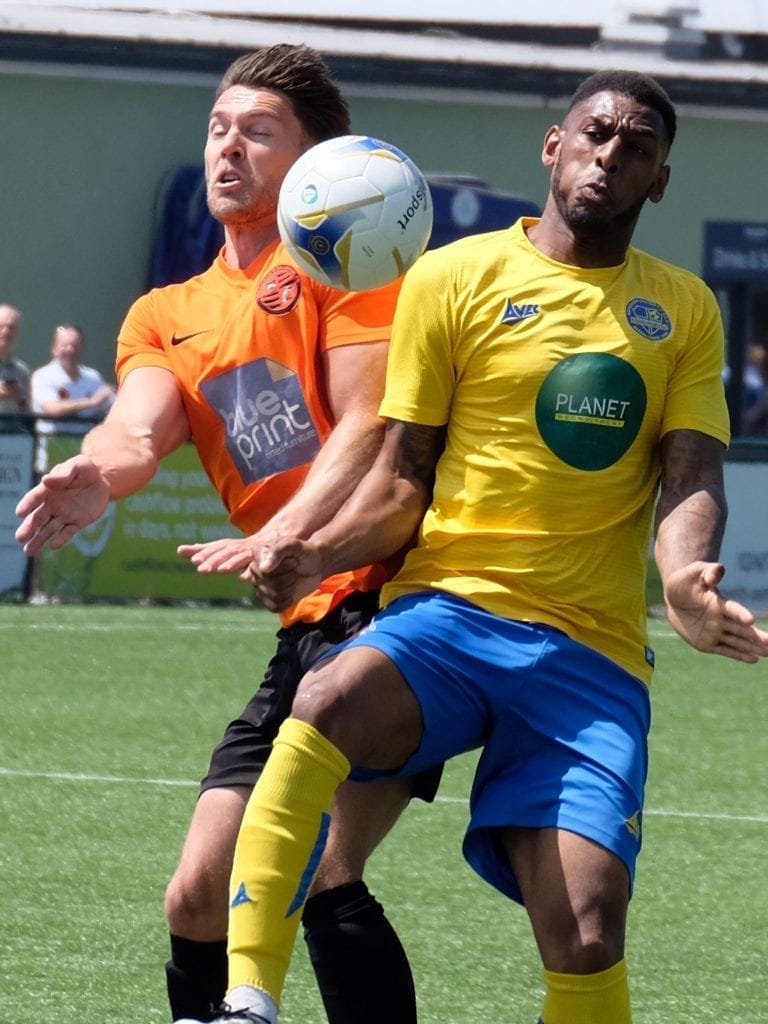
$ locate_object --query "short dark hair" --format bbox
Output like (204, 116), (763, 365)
(568, 70), (677, 150)
(216, 44), (350, 142)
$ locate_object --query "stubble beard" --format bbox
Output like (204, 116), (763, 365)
(551, 165), (646, 242)
(206, 181), (279, 228)
(564, 197), (645, 241)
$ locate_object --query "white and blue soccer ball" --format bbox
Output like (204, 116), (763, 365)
(277, 134), (433, 292)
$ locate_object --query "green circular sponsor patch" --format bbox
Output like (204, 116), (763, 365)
(535, 352), (647, 470)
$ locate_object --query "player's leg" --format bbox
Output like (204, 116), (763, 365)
(165, 590), (428, 1024)
(164, 628), (294, 1024)
(165, 775), (423, 1024)
(503, 827), (632, 1024)
(164, 603), (320, 1021)
(224, 644), (425, 1022)
(459, 623), (650, 1024)
(164, 684), (281, 1024)
(222, 593), (490, 1023)
(164, 774), (428, 1024)
(165, 786), (250, 1022)
(302, 776), (416, 1024)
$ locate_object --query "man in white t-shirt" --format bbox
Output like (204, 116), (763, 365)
(31, 324), (115, 470)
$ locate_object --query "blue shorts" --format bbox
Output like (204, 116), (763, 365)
(332, 590), (651, 904)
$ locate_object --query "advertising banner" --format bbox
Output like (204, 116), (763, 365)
(0, 430), (34, 597)
(703, 221), (768, 285)
(39, 439), (247, 602)
(719, 461), (768, 612)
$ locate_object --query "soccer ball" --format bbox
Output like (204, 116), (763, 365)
(277, 134), (433, 291)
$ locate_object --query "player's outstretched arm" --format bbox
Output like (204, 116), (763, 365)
(655, 429), (768, 662)
(248, 418), (445, 611)
(16, 366), (189, 555)
(15, 456), (111, 554)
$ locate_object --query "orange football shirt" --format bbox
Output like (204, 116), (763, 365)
(116, 240), (400, 625)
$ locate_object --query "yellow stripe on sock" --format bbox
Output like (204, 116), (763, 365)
(227, 718), (351, 1005)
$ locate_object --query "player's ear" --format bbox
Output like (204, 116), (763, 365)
(541, 125), (561, 168)
(648, 163), (670, 204)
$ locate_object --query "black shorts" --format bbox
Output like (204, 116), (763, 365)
(200, 588), (443, 803)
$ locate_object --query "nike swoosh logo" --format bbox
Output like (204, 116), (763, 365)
(171, 330), (212, 346)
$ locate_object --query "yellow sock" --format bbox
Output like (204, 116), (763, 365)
(541, 959), (631, 1023)
(227, 717), (351, 1007)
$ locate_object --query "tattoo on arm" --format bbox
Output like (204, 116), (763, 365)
(659, 430), (726, 505)
(389, 419), (446, 493)
(656, 429), (728, 560)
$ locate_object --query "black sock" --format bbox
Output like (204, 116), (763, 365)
(302, 881), (417, 1024)
(165, 934), (228, 1022)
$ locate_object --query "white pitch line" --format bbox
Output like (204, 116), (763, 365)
(0, 612), (686, 639)
(1, 766), (766, 824)
(0, 620), (684, 639)
(0, 620), (273, 634)
(0, 766), (197, 786)
(642, 807), (768, 824)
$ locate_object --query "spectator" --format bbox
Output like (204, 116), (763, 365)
(741, 341), (768, 436)
(31, 324), (115, 471)
(0, 303), (31, 417)
(32, 324), (115, 431)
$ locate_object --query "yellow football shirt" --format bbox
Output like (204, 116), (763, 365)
(380, 218), (730, 683)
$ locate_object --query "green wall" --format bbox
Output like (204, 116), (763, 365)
(0, 70), (214, 381)
(2, 65), (767, 382)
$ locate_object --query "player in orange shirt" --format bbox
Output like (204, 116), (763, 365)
(15, 44), (438, 1024)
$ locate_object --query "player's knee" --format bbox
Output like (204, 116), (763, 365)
(292, 665), (349, 732)
(164, 869), (197, 931)
(164, 864), (228, 939)
(553, 938), (624, 975)
(542, 906), (626, 974)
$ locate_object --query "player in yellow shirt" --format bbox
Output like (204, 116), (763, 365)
(15, 43), (437, 1024)
(190, 71), (768, 1024)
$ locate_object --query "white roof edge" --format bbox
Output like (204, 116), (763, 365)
(3, 6), (768, 85)
(9, 0), (768, 33)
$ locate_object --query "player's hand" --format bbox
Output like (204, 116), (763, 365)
(246, 538), (325, 612)
(177, 536), (255, 574)
(664, 561), (768, 663)
(15, 455), (110, 555)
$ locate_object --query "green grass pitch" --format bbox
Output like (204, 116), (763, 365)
(1, 603), (766, 1023)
